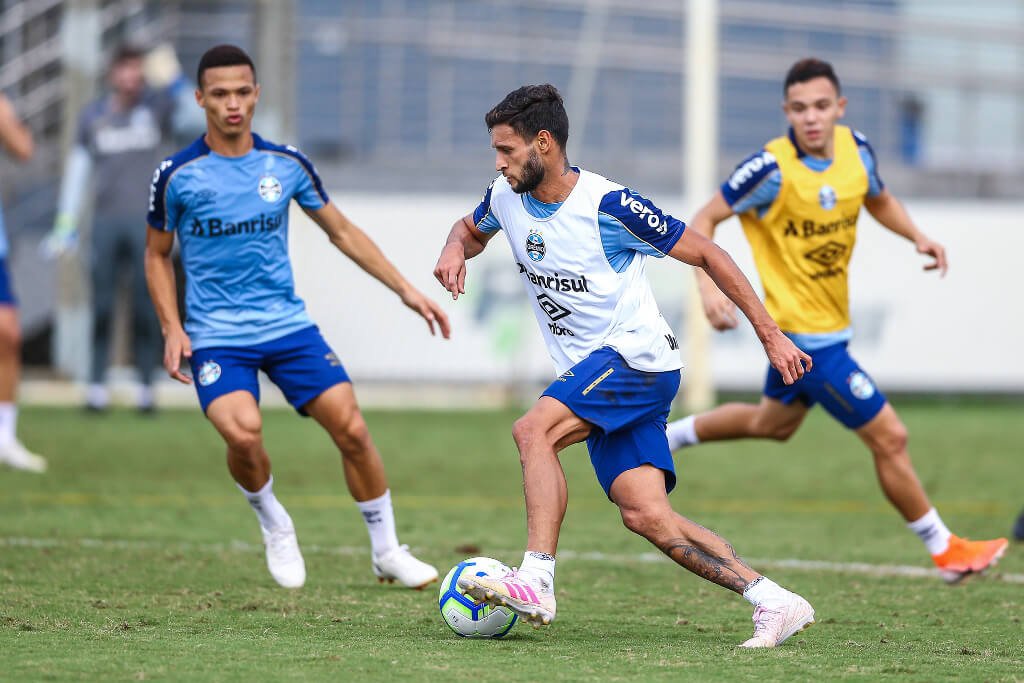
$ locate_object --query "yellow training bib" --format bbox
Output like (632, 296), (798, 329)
(738, 125), (868, 334)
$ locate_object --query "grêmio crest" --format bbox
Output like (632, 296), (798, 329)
(526, 228), (546, 262)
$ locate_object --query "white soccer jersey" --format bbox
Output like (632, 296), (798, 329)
(474, 170), (686, 376)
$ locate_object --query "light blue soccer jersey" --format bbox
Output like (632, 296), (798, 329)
(146, 134), (329, 350)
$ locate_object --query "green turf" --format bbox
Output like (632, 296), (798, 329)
(1, 403), (1022, 682)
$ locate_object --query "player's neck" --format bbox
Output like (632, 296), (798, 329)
(530, 165), (579, 204)
(204, 129), (255, 157)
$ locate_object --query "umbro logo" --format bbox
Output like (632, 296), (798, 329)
(536, 293), (571, 321)
(804, 241), (847, 267)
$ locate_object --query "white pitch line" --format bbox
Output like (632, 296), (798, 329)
(2, 536), (1021, 584)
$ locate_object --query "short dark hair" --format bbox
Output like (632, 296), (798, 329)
(784, 58), (841, 95)
(485, 84), (569, 150)
(111, 44), (145, 67)
(197, 44), (256, 88)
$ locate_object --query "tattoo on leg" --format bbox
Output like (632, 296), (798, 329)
(658, 537), (755, 592)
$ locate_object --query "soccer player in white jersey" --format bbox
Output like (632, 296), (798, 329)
(434, 84), (816, 647)
(145, 45), (449, 590)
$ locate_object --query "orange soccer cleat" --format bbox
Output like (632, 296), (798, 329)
(932, 535), (1009, 584)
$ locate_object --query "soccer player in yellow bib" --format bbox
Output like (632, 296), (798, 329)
(665, 58), (1008, 583)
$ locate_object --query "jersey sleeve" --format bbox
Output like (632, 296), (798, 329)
(472, 179), (502, 234)
(853, 129), (885, 197)
(146, 157), (178, 231)
(597, 187), (686, 259)
(721, 149), (781, 214)
(284, 145), (330, 209)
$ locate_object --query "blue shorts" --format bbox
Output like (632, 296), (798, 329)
(189, 325), (350, 415)
(0, 258), (16, 306)
(542, 347), (681, 498)
(764, 341), (886, 429)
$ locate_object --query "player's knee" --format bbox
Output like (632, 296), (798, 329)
(0, 323), (21, 353)
(753, 416), (797, 441)
(224, 415), (263, 454)
(334, 414), (372, 455)
(511, 415), (540, 452)
(225, 428), (262, 455)
(873, 421), (909, 457)
(618, 504), (664, 537)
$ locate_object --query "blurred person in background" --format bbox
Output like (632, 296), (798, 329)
(1014, 509), (1024, 542)
(44, 44), (202, 413)
(0, 93), (45, 473)
(665, 57), (1008, 583)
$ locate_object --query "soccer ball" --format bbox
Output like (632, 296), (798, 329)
(438, 557), (518, 638)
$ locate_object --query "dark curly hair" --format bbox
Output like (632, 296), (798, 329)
(485, 84), (569, 150)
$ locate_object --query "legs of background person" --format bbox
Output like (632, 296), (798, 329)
(87, 229), (119, 411)
(668, 396), (809, 449)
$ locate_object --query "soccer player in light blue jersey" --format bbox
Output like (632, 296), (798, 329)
(145, 45), (450, 590)
(0, 93), (45, 473)
(435, 84), (816, 647)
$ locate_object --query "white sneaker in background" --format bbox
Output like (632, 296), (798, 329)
(372, 544), (438, 589)
(0, 440), (47, 473)
(261, 525), (306, 588)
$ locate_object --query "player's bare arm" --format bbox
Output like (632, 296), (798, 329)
(669, 229), (811, 385)
(304, 203), (451, 339)
(433, 214), (495, 300)
(0, 94), (33, 162)
(143, 226), (192, 384)
(864, 189), (947, 276)
(688, 192), (742, 331)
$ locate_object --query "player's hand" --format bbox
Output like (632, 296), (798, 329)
(401, 288), (452, 339)
(761, 329), (812, 385)
(40, 213), (78, 259)
(433, 243), (467, 300)
(699, 284), (739, 331)
(163, 327), (193, 384)
(915, 236), (948, 277)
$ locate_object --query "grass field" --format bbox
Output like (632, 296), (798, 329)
(1, 402), (1022, 682)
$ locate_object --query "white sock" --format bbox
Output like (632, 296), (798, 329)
(907, 507), (952, 555)
(357, 489), (400, 557)
(0, 403), (16, 446)
(519, 551), (555, 591)
(238, 476), (293, 532)
(666, 415), (700, 451)
(137, 385), (154, 410)
(86, 384), (109, 408)
(742, 576), (791, 609)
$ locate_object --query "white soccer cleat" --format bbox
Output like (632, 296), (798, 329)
(0, 440), (47, 473)
(372, 544), (438, 589)
(261, 525), (306, 588)
(739, 593), (815, 648)
(458, 568), (557, 628)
